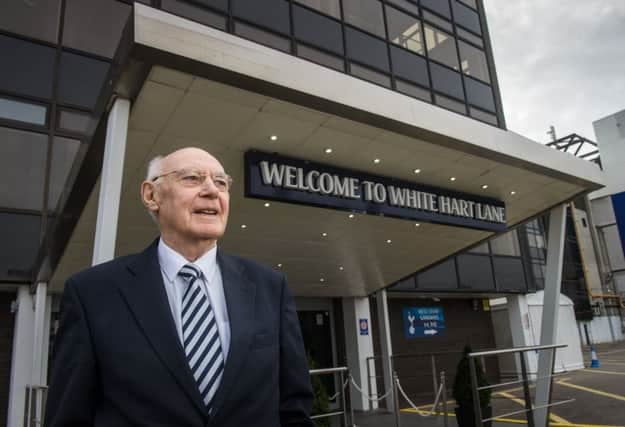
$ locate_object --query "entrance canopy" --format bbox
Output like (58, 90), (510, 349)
(49, 5), (603, 297)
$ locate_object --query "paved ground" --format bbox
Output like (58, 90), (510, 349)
(348, 341), (625, 427)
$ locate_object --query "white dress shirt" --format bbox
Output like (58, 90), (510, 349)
(158, 239), (230, 360)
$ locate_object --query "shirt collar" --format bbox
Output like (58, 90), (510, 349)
(158, 238), (218, 283)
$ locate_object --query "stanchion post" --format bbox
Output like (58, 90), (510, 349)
(393, 371), (402, 427)
(341, 370), (348, 427)
(441, 371), (448, 427)
(431, 354), (438, 410)
(469, 358), (483, 427)
(518, 352), (535, 427)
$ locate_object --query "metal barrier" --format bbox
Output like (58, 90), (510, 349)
(468, 344), (574, 427)
(309, 366), (353, 426)
(23, 385), (48, 427)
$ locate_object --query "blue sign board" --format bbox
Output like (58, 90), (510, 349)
(359, 318), (369, 336)
(612, 191), (625, 256)
(245, 150), (507, 232)
(403, 307), (445, 339)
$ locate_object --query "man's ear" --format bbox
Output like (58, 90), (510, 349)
(141, 181), (160, 214)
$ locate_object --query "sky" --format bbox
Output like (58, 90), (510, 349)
(483, 1), (625, 144)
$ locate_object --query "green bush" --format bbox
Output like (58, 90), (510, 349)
(308, 356), (330, 427)
(452, 345), (492, 409)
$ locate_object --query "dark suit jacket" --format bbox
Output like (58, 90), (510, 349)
(45, 240), (313, 426)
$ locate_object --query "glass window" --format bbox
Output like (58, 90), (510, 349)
(490, 230), (521, 256)
(0, 35), (56, 99)
(424, 25), (458, 69)
(417, 258), (457, 289)
(294, 0), (341, 19)
(420, 0), (451, 18)
(0, 0), (60, 43)
(350, 63), (391, 87)
(469, 107), (497, 125)
(293, 5), (344, 54)
(493, 257), (526, 291)
(0, 213), (41, 282)
(58, 52), (110, 110)
(469, 242), (489, 254)
(386, 0), (419, 16)
(390, 46), (428, 86)
(297, 44), (344, 71)
(457, 254), (494, 290)
(459, 41), (490, 82)
(464, 76), (495, 112)
(343, 0), (385, 38)
(386, 6), (424, 55)
(0, 127), (47, 211)
(434, 94), (466, 114)
(161, 0), (227, 30)
(232, 0), (290, 35)
(457, 27), (483, 47)
(390, 276), (416, 291)
(62, 0), (131, 58)
(345, 27), (390, 72)
(57, 109), (94, 135)
(184, 0), (228, 11)
(459, 0), (477, 9)
(234, 21), (291, 52)
(0, 97), (47, 126)
(452, 1), (481, 34)
(430, 62), (463, 99)
(395, 79), (431, 102)
(48, 137), (81, 211)
(423, 10), (453, 32)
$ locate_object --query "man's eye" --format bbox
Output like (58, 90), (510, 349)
(213, 178), (228, 188)
(182, 174), (203, 183)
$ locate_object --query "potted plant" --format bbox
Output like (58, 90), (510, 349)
(308, 356), (331, 427)
(452, 345), (492, 427)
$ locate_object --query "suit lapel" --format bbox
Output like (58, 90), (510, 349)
(210, 251), (256, 415)
(118, 240), (208, 418)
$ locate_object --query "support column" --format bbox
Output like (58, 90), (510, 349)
(506, 295), (538, 376)
(92, 97), (130, 265)
(342, 297), (376, 411)
(534, 205), (567, 426)
(375, 290), (394, 411)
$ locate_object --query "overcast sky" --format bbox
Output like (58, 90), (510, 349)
(483, 1), (625, 144)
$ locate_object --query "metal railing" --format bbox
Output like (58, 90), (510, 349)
(309, 366), (353, 426)
(24, 385), (48, 427)
(468, 344), (574, 427)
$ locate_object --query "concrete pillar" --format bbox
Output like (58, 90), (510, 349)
(534, 205), (567, 427)
(92, 97), (130, 265)
(7, 285), (51, 427)
(506, 295), (538, 376)
(342, 297), (376, 411)
(375, 290), (394, 411)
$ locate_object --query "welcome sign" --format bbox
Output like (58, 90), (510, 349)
(244, 150), (506, 232)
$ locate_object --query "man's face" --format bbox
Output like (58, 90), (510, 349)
(145, 148), (230, 251)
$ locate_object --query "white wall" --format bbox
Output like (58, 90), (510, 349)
(579, 315), (625, 345)
(590, 109), (625, 199)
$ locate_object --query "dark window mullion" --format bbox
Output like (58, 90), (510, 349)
(381, 5), (396, 89)
(448, 0), (469, 115)
(418, 5), (435, 103)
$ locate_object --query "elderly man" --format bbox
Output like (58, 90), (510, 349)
(45, 147), (313, 426)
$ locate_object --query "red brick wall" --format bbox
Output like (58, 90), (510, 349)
(0, 292), (16, 427)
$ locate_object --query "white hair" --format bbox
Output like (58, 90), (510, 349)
(144, 155), (164, 222)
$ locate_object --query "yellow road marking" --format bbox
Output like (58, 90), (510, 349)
(494, 390), (570, 424)
(583, 369), (625, 376)
(557, 380), (625, 402)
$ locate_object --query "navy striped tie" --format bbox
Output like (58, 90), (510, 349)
(179, 264), (224, 411)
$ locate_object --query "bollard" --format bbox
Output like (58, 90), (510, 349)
(393, 371), (402, 427)
(590, 345), (600, 368)
(441, 371), (448, 427)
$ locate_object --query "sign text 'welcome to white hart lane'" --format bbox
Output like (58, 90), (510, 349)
(245, 150), (507, 232)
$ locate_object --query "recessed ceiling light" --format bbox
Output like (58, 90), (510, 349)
(339, 266), (344, 271)
(348, 214), (355, 219)
(415, 223), (421, 227)
(264, 202), (270, 207)
(450, 177), (457, 182)
(386, 239), (392, 244)
(481, 184), (488, 189)
(510, 190), (516, 195)
(269, 135), (278, 141)
(413, 168), (422, 174)
(241, 224), (247, 229)
(324, 147), (333, 154)
(322, 232), (328, 237)
(373, 158), (381, 164)
(319, 278), (325, 283)
(277, 263), (282, 268)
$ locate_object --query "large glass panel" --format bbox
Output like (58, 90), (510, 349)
(395, 79), (431, 102)
(58, 52), (110, 110)
(417, 258), (457, 289)
(420, 0), (451, 18)
(0, 213), (41, 281)
(0, 127), (47, 210)
(58, 109), (94, 135)
(459, 41), (490, 82)
(161, 0), (227, 30)
(434, 94), (466, 114)
(464, 76), (495, 112)
(457, 27), (483, 47)
(424, 25), (458, 69)
(293, 5), (344, 54)
(386, 6), (424, 55)
(493, 257), (526, 291)
(387, 0), (419, 16)
(430, 62), (463, 99)
(452, 1), (481, 34)
(184, 0), (228, 11)
(48, 137), (81, 211)
(343, 0), (385, 38)
(459, 0), (477, 9)
(422, 10), (452, 32)
(232, 0), (290, 35)
(345, 27), (389, 72)
(490, 230), (521, 256)
(468, 242), (489, 254)
(0, 97), (47, 126)
(469, 107), (497, 125)
(390, 46), (428, 86)
(0, 35), (55, 99)
(62, 0), (131, 58)
(297, 44), (344, 71)
(234, 21), (291, 52)
(294, 0), (341, 19)
(0, 0), (60, 43)
(390, 276), (416, 291)
(457, 254), (494, 290)
(350, 63), (391, 87)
